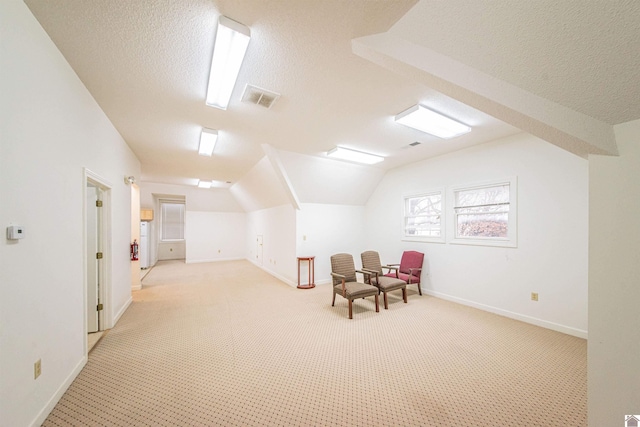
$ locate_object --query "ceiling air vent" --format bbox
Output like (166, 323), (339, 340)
(241, 84), (280, 109)
(409, 141), (422, 147)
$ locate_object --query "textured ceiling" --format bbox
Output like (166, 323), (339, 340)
(23, 0), (519, 187)
(24, 0), (638, 188)
(391, 0), (640, 125)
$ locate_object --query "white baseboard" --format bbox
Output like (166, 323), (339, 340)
(424, 290), (588, 339)
(113, 295), (132, 326)
(247, 258), (296, 287)
(30, 356), (87, 427)
(186, 257), (243, 264)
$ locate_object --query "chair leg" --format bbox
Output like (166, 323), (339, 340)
(418, 282), (422, 296)
(375, 294), (379, 312)
(383, 292), (388, 309)
(332, 291), (336, 307)
(403, 288), (407, 303)
(348, 299), (353, 319)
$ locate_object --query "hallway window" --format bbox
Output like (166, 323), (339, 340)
(160, 201), (185, 241)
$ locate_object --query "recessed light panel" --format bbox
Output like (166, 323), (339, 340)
(206, 16), (251, 110)
(198, 128), (218, 156)
(395, 105), (471, 139)
(326, 147), (384, 165)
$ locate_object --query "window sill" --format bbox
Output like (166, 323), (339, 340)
(402, 236), (445, 244)
(449, 237), (517, 248)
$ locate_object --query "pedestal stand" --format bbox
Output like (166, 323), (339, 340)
(297, 256), (315, 289)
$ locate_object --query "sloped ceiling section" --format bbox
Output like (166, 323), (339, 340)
(230, 147), (386, 211)
(230, 156), (290, 212)
(262, 144), (300, 210)
(278, 150), (386, 206)
(351, 0), (636, 158)
(352, 36), (617, 158)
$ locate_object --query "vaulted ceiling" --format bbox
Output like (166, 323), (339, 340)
(25, 0), (640, 189)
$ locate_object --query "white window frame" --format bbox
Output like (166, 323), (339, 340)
(402, 189), (445, 243)
(159, 199), (185, 242)
(448, 177), (517, 248)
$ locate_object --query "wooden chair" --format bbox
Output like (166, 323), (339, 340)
(384, 251), (424, 295)
(330, 253), (379, 319)
(361, 250), (407, 309)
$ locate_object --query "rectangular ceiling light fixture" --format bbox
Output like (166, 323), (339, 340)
(326, 147), (384, 165)
(211, 180), (232, 188)
(199, 128), (218, 156)
(197, 180), (212, 189)
(206, 16), (251, 110)
(395, 104), (471, 139)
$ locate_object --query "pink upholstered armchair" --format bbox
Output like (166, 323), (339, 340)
(383, 251), (424, 295)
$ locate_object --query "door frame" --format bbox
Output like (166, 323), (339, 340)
(256, 235), (263, 266)
(83, 168), (112, 354)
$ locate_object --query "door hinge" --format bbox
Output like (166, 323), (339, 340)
(96, 200), (103, 207)
(96, 252), (103, 259)
(97, 303), (104, 311)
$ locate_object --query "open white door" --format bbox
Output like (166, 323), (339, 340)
(86, 184), (101, 333)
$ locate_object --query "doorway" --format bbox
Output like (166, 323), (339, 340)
(85, 169), (111, 353)
(86, 183), (102, 333)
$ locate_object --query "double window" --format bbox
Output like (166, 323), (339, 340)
(402, 178), (517, 247)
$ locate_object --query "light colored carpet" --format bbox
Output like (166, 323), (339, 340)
(43, 260), (586, 426)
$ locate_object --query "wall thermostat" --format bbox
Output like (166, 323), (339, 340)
(7, 225), (24, 240)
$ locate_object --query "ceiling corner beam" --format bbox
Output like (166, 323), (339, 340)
(352, 33), (618, 158)
(261, 144), (301, 210)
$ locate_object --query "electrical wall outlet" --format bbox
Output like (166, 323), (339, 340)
(34, 359), (41, 379)
(531, 292), (539, 301)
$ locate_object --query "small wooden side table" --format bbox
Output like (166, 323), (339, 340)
(297, 256), (316, 289)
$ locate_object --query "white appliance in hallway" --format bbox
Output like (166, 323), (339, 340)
(140, 221), (149, 269)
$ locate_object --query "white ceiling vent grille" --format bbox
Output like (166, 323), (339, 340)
(241, 84), (280, 109)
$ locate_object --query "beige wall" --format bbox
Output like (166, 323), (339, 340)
(157, 241), (186, 260)
(588, 119), (640, 425)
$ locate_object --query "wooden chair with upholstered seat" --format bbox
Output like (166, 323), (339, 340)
(361, 250), (407, 309)
(330, 253), (379, 319)
(383, 250), (424, 295)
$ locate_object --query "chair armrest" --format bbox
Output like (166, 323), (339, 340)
(330, 272), (347, 296)
(360, 268), (379, 285)
(355, 269), (371, 282)
(406, 267), (422, 284)
(382, 264), (399, 278)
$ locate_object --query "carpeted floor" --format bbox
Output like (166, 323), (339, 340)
(43, 260), (586, 426)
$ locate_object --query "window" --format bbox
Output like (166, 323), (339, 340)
(160, 201), (185, 241)
(403, 190), (444, 243)
(450, 177), (517, 247)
